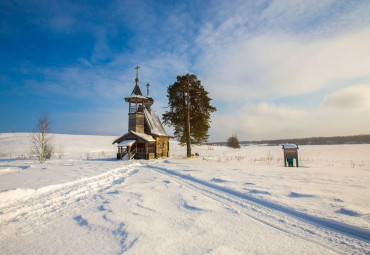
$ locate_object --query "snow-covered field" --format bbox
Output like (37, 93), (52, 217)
(0, 133), (369, 254)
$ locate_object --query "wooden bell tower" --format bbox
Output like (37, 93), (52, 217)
(124, 66), (149, 133)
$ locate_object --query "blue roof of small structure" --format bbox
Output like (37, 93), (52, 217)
(282, 144), (298, 149)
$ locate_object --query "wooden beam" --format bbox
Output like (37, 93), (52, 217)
(145, 143), (148, 160)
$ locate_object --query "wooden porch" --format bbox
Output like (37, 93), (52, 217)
(117, 140), (156, 160)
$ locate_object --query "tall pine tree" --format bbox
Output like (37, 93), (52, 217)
(163, 74), (216, 157)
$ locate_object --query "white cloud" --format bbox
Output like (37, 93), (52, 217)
(195, 1), (370, 141)
(197, 28), (370, 101)
(255, 103), (308, 119)
(209, 99), (370, 141)
(209, 102), (310, 141)
(321, 84), (370, 111)
(192, 0), (370, 105)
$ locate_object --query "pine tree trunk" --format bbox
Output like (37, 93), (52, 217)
(186, 80), (191, 157)
(186, 110), (191, 157)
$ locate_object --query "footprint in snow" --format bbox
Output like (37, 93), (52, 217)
(112, 178), (125, 185)
(211, 178), (229, 183)
(247, 189), (271, 195)
(183, 201), (203, 211)
(335, 208), (362, 217)
(73, 215), (90, 229)
(288, 192), (314, 198)
(106, 190), (120, 195)
(333, 198), (344, 202)
(98, 205), (106, 211)
(180, 198), (203, 211)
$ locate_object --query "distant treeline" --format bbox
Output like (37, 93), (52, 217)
(206, 134), (370, 146)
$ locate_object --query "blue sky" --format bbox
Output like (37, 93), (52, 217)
(1, 0), (370, 141)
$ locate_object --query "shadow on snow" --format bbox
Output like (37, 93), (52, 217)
(146, 164), (370, 242)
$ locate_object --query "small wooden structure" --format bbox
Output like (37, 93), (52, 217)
(113, 66), (171, 160)
(282, 144), (299, 167)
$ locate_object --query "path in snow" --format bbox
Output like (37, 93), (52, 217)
(0, 161), (337, 254)
(0, 163), (140, 225)
(145, 161), (370, 254)
(0, 163), (142, 254)
(1, 158), (369, 254)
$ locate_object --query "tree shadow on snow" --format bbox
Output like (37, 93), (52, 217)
(88, 158), (117, 162)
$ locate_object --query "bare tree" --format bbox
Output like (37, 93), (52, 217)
(56, 144), (64, 159)
(30, 114), (54, 163)
(227, 134), (241, 149)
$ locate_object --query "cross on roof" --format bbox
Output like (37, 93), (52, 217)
(134, 65), (140, 87)
(135, 66), (140, 78)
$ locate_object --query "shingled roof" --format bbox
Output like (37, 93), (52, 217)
(144, 108), (170, 137)
(131, 84), (143, 96)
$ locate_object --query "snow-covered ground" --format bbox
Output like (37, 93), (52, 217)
(0, 133), (369, 254)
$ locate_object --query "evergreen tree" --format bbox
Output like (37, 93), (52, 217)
(163, 74), (216, 157)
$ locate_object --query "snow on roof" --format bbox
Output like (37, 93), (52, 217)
(113, 131), (156, 144)
(282, 144), (298, 149)
(124, 95), (149, 102)
(126, 95), (147, 99)
(144, 108), (169, 137)
(117, 140), (136, 147)
(131, 131), (156, 142)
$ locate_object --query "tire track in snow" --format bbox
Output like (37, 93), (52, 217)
(146, 163), (370, 254)
(0, 163), (141, 224)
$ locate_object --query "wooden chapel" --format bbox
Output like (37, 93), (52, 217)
(113, 66), (171, 160)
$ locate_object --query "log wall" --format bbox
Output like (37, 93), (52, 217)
(155, 137), (169, 158)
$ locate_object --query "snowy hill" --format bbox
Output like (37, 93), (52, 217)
(0, 133), (369, 254)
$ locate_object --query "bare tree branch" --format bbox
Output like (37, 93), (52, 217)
(29, 114), (54, 164)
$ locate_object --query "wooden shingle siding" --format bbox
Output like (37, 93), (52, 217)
(129, 113), (144, 133)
